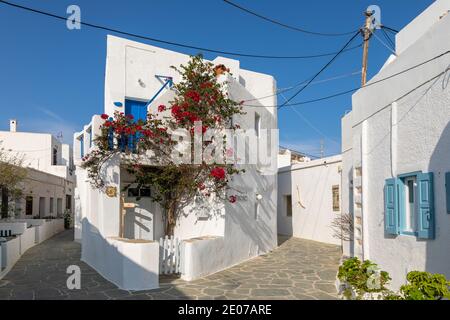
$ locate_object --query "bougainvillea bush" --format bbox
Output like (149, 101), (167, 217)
(81, 55), (245, 235)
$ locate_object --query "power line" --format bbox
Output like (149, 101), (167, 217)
(243, 70), (361, 102)
(371, 29), (397, 56)
(381, 28), (396, 50)
(0, 0), (361, 60)
(381, 25), (399, 34)
(223, 0), (359, 37)
(243, 50), (450, 108)
(279, 145), (320, 159)
(278, 31), (361, 108)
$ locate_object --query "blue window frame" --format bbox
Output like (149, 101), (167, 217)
(384, 171), (435, 239)
(87, 127), (92, 148)
(78, 134), (84, 158)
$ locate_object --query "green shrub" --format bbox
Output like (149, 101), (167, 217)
(338, 258), (450, 300)
(337, 257), (391, 299)
(397, 271), (450, 300)
(63, 210), (72, 229)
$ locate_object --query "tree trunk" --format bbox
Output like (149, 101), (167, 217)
(1, 186), (8, 219)
(165, 200), (177, 236)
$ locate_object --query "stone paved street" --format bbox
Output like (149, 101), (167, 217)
(0, 230), (341, 300)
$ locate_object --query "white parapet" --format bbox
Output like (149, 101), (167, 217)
(181, 236), (225, 281)
(0, 222), (27, 235)
(81, 219), (159, 290)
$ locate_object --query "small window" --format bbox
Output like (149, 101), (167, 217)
(49, 198), (54, 213)
(403, 177), (417, 233)
(332, 185), (340, 212)
(52, 147), (58, 165)
(127, 188), (139, 197)
(127, 187), (151, 198)
(254, 202), (260, 220)
(139, 188), (151, 198)
(66, 194), (72, 211)
(87, 127), (93, 148)
(255, 112), (261, 137)
(285, 195), (292, 217)
(57, 198), (62, 215)
(25, 196), (33, 215)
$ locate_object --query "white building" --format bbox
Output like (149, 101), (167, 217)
(341, 0), (450, 289)
(0, 120), (75, 219)
(278, 152), (342, 246)
(74, 35), (278, 290)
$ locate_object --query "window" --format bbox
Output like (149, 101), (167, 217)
(127, 187), (151, 198)
(384, 172), (434, 239)
(255, 112), (261, 137)
(332, 185), (340, 212)
(285, 195), (292, 217)
(57, 198), (62, 216)
(52, 147), (58, 165)
(25, 196), (33, 215)
(404, 177), (417, 232)
(39, 197), (45, 218)
(49, 198), (54, 213)
(254, 202), (260, 221)
(66, 195), (72, 211)
(87, 127), (92, 148)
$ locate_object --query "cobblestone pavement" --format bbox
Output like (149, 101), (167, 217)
(0, 231), (341, 300)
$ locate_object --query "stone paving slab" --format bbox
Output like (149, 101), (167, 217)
(0, 231), (341, 300)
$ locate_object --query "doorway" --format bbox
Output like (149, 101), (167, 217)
(39, 197), (46, 218)
(123, 185), (162, 240)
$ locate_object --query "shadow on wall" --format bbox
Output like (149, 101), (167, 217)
(348, 168), (354, 257)
(80, 218), (160, 291)
(427, 106), (450, 279)
(277, 168), (293, 237)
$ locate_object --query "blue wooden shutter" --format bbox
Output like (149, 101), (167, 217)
(417, 172), (435, 239)
(446, 172), (450, 214)
(384, 178), (399, 235)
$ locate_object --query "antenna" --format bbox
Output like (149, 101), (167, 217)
(57, 131), (63, 142)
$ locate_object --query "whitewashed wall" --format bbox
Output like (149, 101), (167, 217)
(278, 156), (342, 246)
(342, 1), (450, 289)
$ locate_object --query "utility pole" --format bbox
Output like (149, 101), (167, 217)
(361, 10), (374, 87)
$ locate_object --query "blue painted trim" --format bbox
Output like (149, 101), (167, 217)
(397, 171), (422, 179)
(114, 102), (123, 107)
(399, 231), (418, 237)
(145, 77), (173, 108)
(78, 134), (84, 158)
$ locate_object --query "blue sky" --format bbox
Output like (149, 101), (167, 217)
(0, 0), (434, 157)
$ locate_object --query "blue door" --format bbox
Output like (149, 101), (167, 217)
(125, 99), (148, 122)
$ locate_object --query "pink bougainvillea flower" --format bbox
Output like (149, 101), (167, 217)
(226, 148), (234, 157)
(100, 113), (109, 120)
(158, 105), (166, 112)
(210, 167), (226, 180)
(229, 195), (237, 203)
(142, 130), (154, 137)
(126, 114), (134, 120)
(171, 105), (182, 116)
(185, 90), (201, 103)
(198, 183), (205, 191)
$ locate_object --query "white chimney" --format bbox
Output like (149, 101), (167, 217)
(10, 119), (17, 132)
